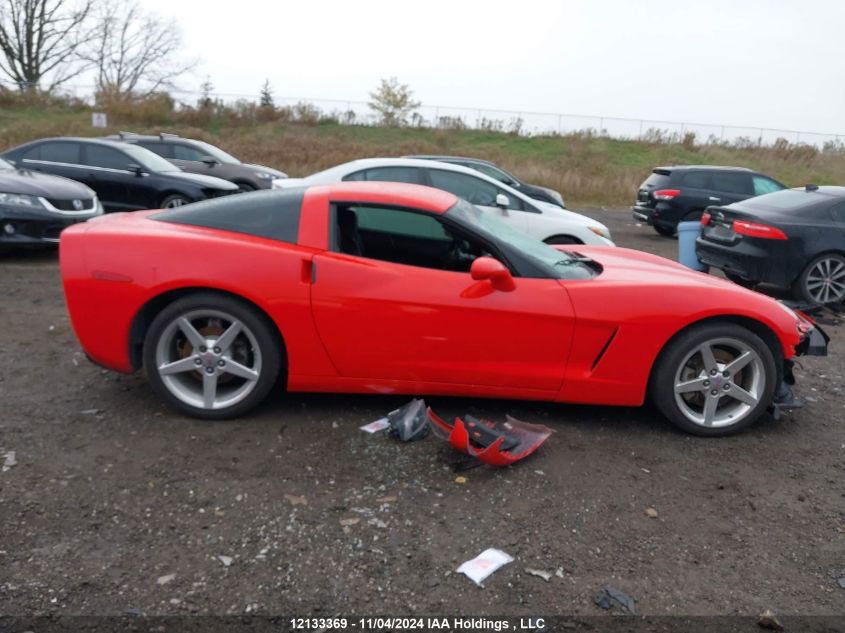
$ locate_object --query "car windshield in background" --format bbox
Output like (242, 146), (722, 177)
(121, 144), (181, 173)
(0, 158), (14, 170)
(192, 140), (240, 165)
(445, 199), (586, 279)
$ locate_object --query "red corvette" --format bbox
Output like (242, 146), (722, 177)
(60, 182), (827, 436)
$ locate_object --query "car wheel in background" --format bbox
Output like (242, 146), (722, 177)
(654, 224), (675, 237)
(142, 293), (282, 419)
(650, 322), (776, 436)
(724, 272), (757, 289)
(160, 194), (191, 208)
(792, 253), (845, 305)
(544, 235), (581, 245)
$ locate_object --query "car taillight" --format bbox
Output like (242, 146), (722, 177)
(732, 220), (788, 240)
(653, 189), (681, 200)
(701, 212), (711, 226)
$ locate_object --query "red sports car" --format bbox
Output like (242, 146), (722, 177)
(60, 182), (827, 436)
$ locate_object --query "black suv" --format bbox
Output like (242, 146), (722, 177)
(108, 133), (288, 191)
(632, 165), (786, 236)
(1, 138), (239, 211)
(406, 155), (565, 207)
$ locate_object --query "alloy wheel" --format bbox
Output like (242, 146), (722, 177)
(673, 337), (765, 428)
(804, 256), (845, 304)
(154, 309), (262, 410)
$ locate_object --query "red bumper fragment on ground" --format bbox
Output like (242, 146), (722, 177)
(426, 407), (553, 466)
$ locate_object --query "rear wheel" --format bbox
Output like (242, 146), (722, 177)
(142, 293), (282, 419)
(654, 224), (675, 237)
(651, 322), (777, 436)
(792, 253), (845, 305)
(544, 235), (581, 245)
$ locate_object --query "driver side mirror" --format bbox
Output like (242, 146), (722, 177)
(470, 256), (516, 292)
(201, 155), (219, 167)
(127, 163), (146, 177)
(495, 193), (510, 209)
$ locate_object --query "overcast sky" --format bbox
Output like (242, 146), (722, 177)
(140, 0), (844, 134)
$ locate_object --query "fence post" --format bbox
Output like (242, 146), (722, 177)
(558, 114), (562, 135)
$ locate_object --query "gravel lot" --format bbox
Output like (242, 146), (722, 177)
(1, 208), (843, 618)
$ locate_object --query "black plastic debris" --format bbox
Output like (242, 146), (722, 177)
(387, 399), (429, 442)
(593, 586), (637, 615)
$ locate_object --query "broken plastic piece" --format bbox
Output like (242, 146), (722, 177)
(594, 586), (637, 614)
(427, 408), (553, 467)
(360, 418), (390, 433)
(387, 398), (429, 442)
(456, 548), (513, 585)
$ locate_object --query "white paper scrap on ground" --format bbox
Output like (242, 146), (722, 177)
(456, 548), (514, 585)
(360, 418), (390, 433)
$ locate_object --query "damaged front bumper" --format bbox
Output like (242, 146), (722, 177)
(770, 322), (830, 419)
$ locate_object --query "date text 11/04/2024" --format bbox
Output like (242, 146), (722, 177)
(289, 617), (546, 630)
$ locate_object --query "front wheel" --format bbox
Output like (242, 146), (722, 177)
(160, 194), (191, 209)
(650, 323), (777, 436)
(142, 293), (282, 419)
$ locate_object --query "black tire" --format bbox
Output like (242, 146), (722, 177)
(544, 235), (582, 245)
(654, 224), (675, 237)
(650, 322), (777, 436)
(160, 194), (191, 209)
(791, 253), (845, 305)
(142, 292), (282, 420)
(724, 272), (757, 288)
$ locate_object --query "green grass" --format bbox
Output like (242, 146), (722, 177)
(1, 102), (842, 206)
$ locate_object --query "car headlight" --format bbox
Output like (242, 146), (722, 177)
(0, 192), (47, 210)
(588, 225), (611, 239)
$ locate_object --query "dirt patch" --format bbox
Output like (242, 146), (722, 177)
(0, 209), (843, 616)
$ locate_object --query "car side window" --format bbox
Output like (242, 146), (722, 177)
(752, 176), (785, 195)
(83, 145), (134, 170)
(137, 141), (174, 159)
(37, 142), (81, 165)
(172, 144), (207, 162)
(333, 204), (487, 273)
(428, 169), (524, 210)
(680, 171), (711, 188)
(342, 166), (424, 184)
(711, 172), (753, 195)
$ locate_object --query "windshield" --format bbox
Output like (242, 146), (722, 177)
(120, 144), (181, 173)
(191, 140), (241, 165)
(0, 158), (13, 170)
(445, 199), (590, 279)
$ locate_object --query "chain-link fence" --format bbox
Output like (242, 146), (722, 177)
(10, 80), (845, 149)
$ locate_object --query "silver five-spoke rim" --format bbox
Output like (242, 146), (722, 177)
(673, 337), (764, 428)
(164, 198), (188, 208)
(155, 309), (262, 410)
(805, 257), (845, 304)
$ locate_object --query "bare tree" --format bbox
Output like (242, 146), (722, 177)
(85, 0), (196, 101)
(0, 0), (92, 91)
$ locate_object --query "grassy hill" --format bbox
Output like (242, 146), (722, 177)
(1, 99), (842, 206)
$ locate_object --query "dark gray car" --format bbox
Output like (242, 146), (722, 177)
(108, 133), (288, 191)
